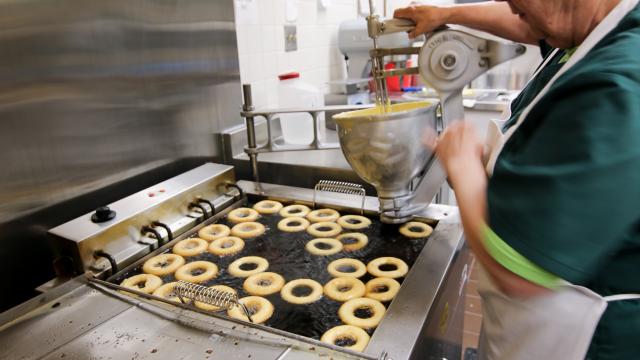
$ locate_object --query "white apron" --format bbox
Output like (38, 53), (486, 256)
(478, 0), (640, 359)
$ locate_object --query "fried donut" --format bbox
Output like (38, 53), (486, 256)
(280, 279), (323, 304)
(307, 222), (342, 237)
(277, 217), (310, 232)
(230, 222), (266, 239)
(367, 257), (408, 279)
(337, 233), (368, 252)
(327, 258), (367, 278)
(321, 325), (370, 352)
(365, 277), (401, 302)
(306, 208), (340, 223)
(175, 261), (218, 283)
(399, 221), (433, 238)
(198, 224), (231, 242)
(172, 238), (208, 257)
(337, 215), (371, 230)
(152, 281), (183, 303)
(279, 204), (311, 218)
(306, 238), (343, 256)
(338, 297), (386, 329)
(324, 277), (366, 302)
(227, 296), (274, 324)
(227, 207), (260, 223)
(143, 254), (186, 276)
(208, 236), (245, 256)
(195, 285), (237, 311)
(252, 200), (283, 215)
(243, 272), (285, 296)
(121, 274), (162, 294)
(228, 256), (269, 277)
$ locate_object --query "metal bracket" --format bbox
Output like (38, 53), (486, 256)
(313, 180), (366, 215)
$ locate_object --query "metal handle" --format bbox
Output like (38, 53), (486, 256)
(313, 180), (366, 215)
(380, 18), (415, 35)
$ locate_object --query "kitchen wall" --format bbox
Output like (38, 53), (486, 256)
(233, 0), (455, 109)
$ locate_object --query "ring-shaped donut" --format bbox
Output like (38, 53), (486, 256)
(243, 272), (285, 296)
(230, 222), (266, 239)
(279, 204), (311, 218)
(367, 257), (408, 279)
(227, 207), (260, 223)
(305, 238), (343, 256)
(195, 285), (237, 311)
(227, 296), (274, 324)
(365, 277), (401, 302)
(172, 238), (208, 257)
(324, 277), (366, 302)
(175, 261), (218, 283)
(152, 281), (183, 303)
(336, 233), (369, 252)
(327, 258), (367, 278)
(280, 279), (323, 304)
(208, 236), (245, 256)
(399, 221), (434, 238)
(228, 256), (269, 277)
(338, 297), (386, 329)
(337, 215), (372, 230)
(253, 200), (283, 214)
(143, 254), (186, 276)
(307, 222), (342, 238)
(321, 325), (370, 352)
(277, 217), (310, 232)
(198, 224), (231, 242)
(306, 208), (340, 223)
(121, 274), (163, 294)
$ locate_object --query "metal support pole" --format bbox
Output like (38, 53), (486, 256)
(242, 84), (260, 184)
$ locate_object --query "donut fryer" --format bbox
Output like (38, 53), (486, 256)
(0, 163), (469, 360)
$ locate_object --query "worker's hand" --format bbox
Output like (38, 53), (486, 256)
(427, 121), (484, 181)
(394, 3), (449, 39)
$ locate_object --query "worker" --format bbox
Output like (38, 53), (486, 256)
(395, 1), (640, 359)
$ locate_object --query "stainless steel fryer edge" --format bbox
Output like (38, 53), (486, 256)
(237, 180), (466, 360)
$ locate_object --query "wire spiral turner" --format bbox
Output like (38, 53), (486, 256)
(313, 180), (366, 215)
(174, 280), (253, 323)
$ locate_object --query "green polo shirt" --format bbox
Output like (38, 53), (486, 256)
(486, 5), (640, 360)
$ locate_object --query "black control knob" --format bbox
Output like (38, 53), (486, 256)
(91, 206), (116, 223)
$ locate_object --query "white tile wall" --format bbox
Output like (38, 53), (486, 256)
(233, 0), (450, 108)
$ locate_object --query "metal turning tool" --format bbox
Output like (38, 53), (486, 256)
(174, 280), (254, 322)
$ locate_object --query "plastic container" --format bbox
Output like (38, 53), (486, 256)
(277, 72), (325, 145)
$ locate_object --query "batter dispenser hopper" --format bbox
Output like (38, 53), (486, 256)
(334, 11), (526, 223)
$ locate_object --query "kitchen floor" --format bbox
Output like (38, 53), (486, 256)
(462, 256), (482, 359)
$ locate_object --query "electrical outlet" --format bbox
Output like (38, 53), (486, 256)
(284, 25), (297, 52)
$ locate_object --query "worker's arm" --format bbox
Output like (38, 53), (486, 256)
(394, 2), (540, 45)
(430, 122), (551, 297)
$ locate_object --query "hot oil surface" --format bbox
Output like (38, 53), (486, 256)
(113, 201), (430, 340)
